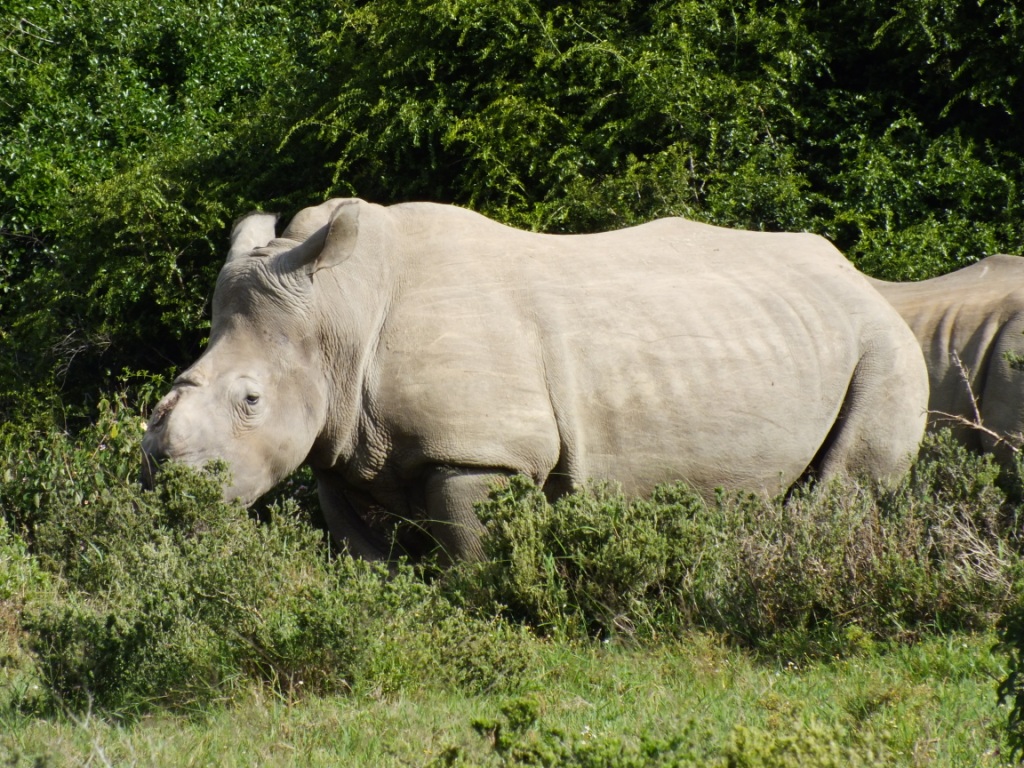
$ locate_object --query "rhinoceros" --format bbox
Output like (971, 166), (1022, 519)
(142, 198), (928, 561)
(869, 254), (1024, 463)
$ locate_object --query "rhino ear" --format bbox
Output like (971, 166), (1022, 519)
(280, 198), (368, 276)
(227, 212), (279, 262)
(307, 199), (361, 274)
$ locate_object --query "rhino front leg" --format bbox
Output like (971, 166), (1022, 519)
(424, 466), (510, 562)
(315, 470), (395, 561)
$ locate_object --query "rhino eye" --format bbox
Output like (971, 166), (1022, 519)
(244, 393), (261, 406)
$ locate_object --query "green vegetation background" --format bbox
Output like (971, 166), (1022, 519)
(5, 0), (1024, 764)
(3, 0), (1024, 419)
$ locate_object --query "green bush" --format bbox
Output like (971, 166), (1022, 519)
(302, 0), (1024, 263)
(0, 518), (48, 607)
(722, 720), (888, 768)
(1, 399), (532, 714)
(450, 432), (1023, 657)
(455, 697), (718, 767)
(5, 0), (1024, 417)
(23, 494), (532, 713)
(433, 698), (887, 767)
(997, 588), (1024, 761)
(446, 478), (711, 640)
(0, 392), (152, 546)
(0, 517), (51, 713)
(0, 0), (322, 420)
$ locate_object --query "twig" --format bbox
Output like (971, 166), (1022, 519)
(929, 351), (1022, 453)
(6, 18), (55, 44)
(952, 351), (984, 426)
(928, 409), (1020, 454)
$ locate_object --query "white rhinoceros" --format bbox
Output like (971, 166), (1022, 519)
(142, 199), (928, 561)
(869, 254), (1024, 463)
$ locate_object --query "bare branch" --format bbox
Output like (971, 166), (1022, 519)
(928, 409), (1020, 454)
(930, 351), (1023, 453)
(951, 351), (984, 426)
(10, 18), (55, 44)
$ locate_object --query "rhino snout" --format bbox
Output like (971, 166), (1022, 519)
(139, 389), (182, 489)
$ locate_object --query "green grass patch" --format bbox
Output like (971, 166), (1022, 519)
(0, 633), (1009, 766)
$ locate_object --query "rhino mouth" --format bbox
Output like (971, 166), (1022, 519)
(139, 447), (162, 490)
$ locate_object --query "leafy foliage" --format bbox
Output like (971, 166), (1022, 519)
(431, 697), (888, 767)
(0, 0), (322, 418)
(997, 595), (1024, 763)
(0, 516), (51, 714)
(0, 399), (531, 714)
(448, 432), (1023, 656)
(4, 0), (1024, 414)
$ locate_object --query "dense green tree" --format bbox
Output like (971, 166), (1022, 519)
(2, 0), (1023, 417)
(0, 0), (333, 417)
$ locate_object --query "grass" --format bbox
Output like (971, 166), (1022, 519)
(0, 632), (1009, 766)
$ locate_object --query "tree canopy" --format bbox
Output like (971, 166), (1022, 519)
(3, 0), (1023, 419)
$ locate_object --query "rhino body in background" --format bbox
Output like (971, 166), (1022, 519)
(870, 254), (1024, 464)
(142, 199), (928, 561)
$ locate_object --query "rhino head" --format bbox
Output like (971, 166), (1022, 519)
(141, 199), (367, 503)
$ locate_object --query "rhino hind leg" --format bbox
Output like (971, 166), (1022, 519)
(811, 337), (928, 486)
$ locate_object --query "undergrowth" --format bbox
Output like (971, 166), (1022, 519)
(446, 430), (1023, 658)
(0, 398), (531, 715)
(430, 697), (890, 767)
(2, 399), (1023, 758)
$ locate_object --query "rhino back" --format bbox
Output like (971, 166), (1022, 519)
(361, 204), (910, 497)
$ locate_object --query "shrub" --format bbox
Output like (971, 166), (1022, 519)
(0, 517), (51, 713)
(451, 697), (720, 767)
(450, 431), (1023, 657)
(0, 0), (317, 419)
(2, 399), (532, 714)
(0, 392), (149, 544)
(997, 588), (1024, 761)
(447, 478), (712, 640)
(433, 699), (887, 767)
(722, 720), (888, 768)
(0, 517), (48, 609)
(23, 493), (532, 713)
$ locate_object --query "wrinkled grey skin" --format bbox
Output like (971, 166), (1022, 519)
(870, 255), (1024, 464)
(143, 199), (928, 561)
